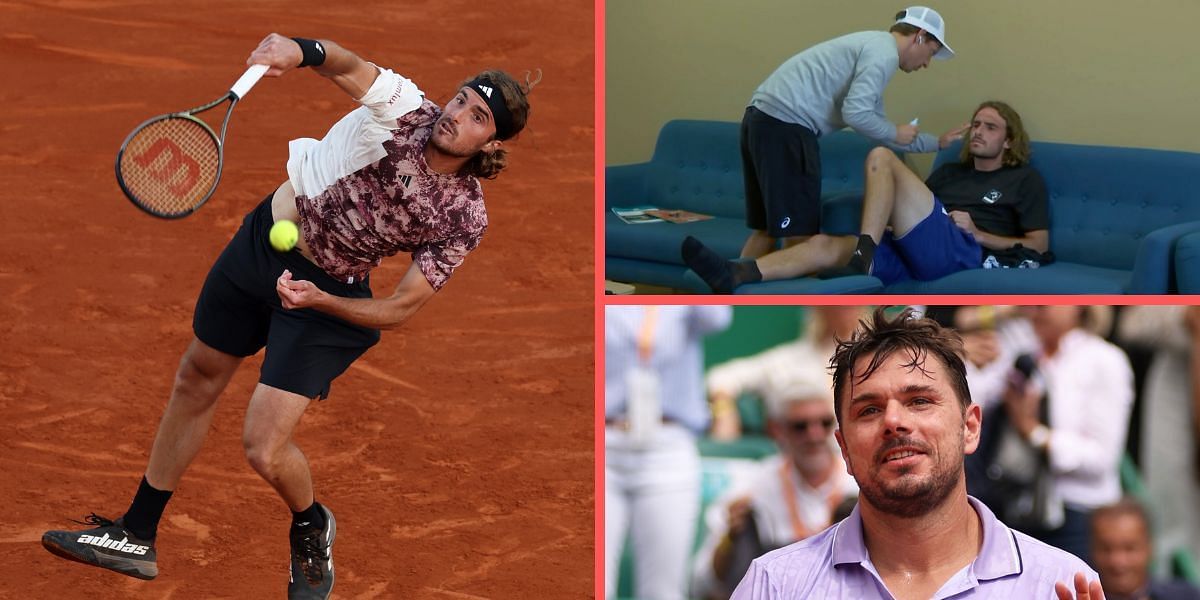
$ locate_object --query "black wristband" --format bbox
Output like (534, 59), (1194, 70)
(292, 37), (326, 68)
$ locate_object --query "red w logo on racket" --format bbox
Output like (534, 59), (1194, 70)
(132, 138), (201, 196)
(116, 64), (267, 219)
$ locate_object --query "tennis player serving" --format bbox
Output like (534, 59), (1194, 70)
(42, 33), (535, 600)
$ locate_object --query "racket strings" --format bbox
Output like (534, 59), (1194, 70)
(118, 117), (220, 217)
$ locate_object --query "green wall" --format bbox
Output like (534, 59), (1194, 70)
(703, 306), (807, 368)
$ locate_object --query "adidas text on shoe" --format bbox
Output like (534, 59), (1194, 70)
(42, 514), (158, 580)
(289, 505), (336, 599)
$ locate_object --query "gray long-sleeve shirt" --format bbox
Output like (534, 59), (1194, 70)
(750, 30), (938, 154)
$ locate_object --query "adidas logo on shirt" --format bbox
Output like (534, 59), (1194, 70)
(77, 532), (150, 555)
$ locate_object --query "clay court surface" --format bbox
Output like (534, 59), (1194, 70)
(0, 1), (594, 597)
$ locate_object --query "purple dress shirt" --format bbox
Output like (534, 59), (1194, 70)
(732, 496), (1097, 599)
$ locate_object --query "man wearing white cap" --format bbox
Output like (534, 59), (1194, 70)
(683, 7), (968, 292)
(691, 366), (858, 600)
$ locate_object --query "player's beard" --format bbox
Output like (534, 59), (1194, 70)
(968, 139), (1005, 161)
(431, 119), (486, 159)
(854, 433), (963, 519)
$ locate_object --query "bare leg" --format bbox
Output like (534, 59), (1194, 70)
(756, 234), (857, 280)
(754, 150), (937, 281)
(144, 337), (244, 490)
(687, 231), (841, 290)
(779, 234), (812, 249)
(243, 384), (316, 511)
(740, 230), (775, 259)
(861, 147), (936, 242)
(685, 194), (857, 289)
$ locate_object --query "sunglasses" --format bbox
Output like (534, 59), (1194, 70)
(785, 417), (836, 434)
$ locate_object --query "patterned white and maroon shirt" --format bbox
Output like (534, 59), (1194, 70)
(286, 67), (486, 290)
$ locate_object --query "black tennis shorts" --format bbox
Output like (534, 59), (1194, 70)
(193, 194), (380, 399)
(741, 106), (823, 237)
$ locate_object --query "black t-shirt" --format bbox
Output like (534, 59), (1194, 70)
(924, 162), (1050, 238)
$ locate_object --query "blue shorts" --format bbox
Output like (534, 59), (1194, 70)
(871, 198), (982, 285)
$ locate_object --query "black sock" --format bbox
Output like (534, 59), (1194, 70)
(682, 236), (739, 293)
(292, 501), (326, 533)
(816, 235), (878, 280)
(846, 234), (877, 274)
(122, 476), (173, 541)
(730, 260), (763, 286)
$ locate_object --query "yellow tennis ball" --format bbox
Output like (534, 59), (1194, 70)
(269, 219), (299, 252)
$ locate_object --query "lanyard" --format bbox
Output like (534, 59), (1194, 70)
(636, 307), (658, 365)
(778, 460), (844, 541)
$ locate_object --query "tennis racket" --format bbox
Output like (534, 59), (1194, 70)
(116, 64), (269, 219)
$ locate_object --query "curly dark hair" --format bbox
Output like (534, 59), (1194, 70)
(459, 69), (539, 179)
(829, 307), (971, 426)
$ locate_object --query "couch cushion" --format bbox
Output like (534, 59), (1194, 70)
(880, 263), (1130, 294)
(820, 192), (866, 236)
(1034, 144), (1200, 270)
(606, 257), (703, 292)
(935, 141), (1200, 271)
(1174, 231), (1200, 294)
(733, 275), (884, 295)
(644, 120), (747, 218)
(605, 213), (746, 264)
(819, 131), (886, 197)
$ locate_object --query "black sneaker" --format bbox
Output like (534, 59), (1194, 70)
(288, 505), (336, 599)
(42, 514), (158, 580)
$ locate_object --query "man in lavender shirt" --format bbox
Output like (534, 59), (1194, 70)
(731, 307), (1104, 600)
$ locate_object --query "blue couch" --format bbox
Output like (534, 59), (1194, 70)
(740, 140), (1200, 294)
(1174, 230), (1200, 294)
(604, 119), (890, 293)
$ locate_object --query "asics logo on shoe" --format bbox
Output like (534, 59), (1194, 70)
(76, 533), (150, 556)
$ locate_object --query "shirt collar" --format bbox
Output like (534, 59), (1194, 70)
(831, 495), (1023, 581)
(968, 496), (1023, 580)
(830, 500), (867, 566)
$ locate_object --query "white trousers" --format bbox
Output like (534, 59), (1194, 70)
(605, 424), (701, 600)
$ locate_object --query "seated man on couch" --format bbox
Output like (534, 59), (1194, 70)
(683, 101), (1051, 293)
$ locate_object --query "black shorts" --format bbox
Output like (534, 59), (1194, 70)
(741, 106), (822, 237)
(193, 195), (381, 399)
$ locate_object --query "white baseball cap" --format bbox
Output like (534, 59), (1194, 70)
(895, 6), (954, 59)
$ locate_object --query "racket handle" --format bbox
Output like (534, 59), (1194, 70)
(230, 64), (270, 100)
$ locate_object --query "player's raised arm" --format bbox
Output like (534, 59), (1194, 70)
(247, 33), (379, 100)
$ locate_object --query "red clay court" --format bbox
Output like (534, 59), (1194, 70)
(0, 1), (594, 597)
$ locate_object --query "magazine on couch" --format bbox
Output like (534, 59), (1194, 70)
(611, 205), (713, 224)
(645, 209), (714, 224)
